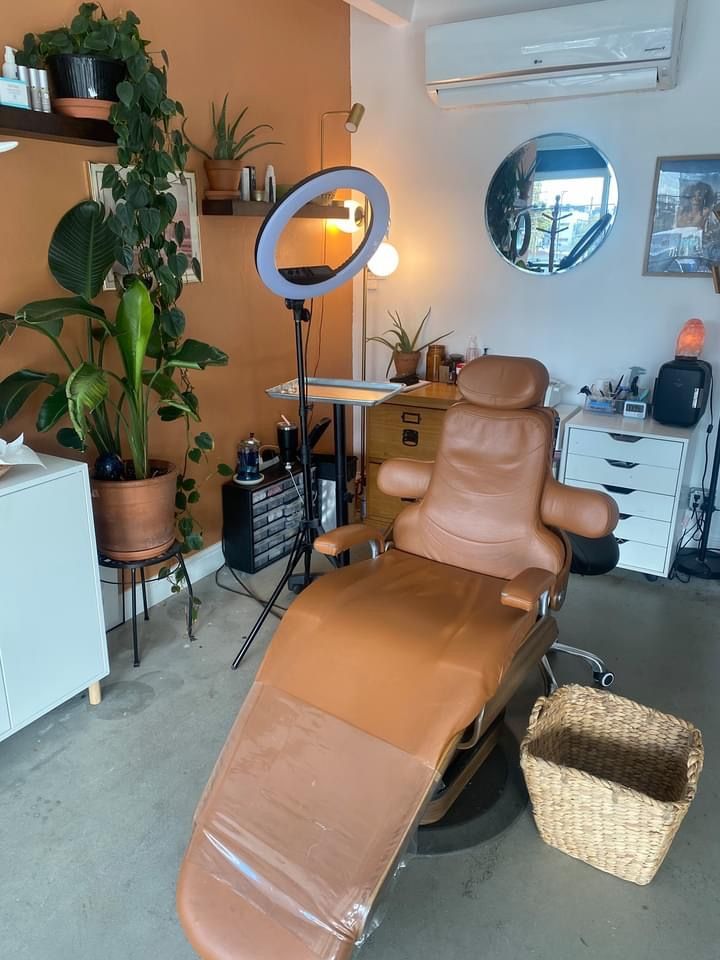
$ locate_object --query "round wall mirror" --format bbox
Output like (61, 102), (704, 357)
(485, 133), (618, 275)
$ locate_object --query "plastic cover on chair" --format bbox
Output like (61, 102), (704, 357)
(179, 682), (439, 960)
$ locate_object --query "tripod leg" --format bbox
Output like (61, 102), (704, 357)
(231, 528), (303, 670)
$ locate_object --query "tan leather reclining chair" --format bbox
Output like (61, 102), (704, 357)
(178, 356), (618, 960)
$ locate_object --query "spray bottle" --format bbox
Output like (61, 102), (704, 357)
(2, 46), (18, 80)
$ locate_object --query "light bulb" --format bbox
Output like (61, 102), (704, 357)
(332, 199), (363, 234)
(368, 240), (399, 277)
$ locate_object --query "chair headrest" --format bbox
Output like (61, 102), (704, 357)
(457, 356), (549, 409)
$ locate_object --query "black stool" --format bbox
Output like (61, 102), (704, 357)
(99, 541), (195, 667)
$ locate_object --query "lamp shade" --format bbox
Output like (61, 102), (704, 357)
(345, 103), (366, 133)
(255, 166), (390, 300)
(676, 318), (705, 358)
(368, 240), (399, 278)
(332, 199), (364, 234)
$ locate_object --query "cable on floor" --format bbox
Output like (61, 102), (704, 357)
(214, 562), (288, 618)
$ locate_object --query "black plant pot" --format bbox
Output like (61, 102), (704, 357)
(47, 54), (126, 102)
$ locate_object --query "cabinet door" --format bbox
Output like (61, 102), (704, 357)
(0, 676), (10, 737)
(0, 473), (107, 728)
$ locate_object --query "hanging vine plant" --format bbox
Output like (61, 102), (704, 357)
(15, 4), (232, 563)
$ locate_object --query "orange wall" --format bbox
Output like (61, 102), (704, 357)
(0, 0), (352, 548)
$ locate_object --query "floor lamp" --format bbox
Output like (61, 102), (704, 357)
(231, 166), (390, 667)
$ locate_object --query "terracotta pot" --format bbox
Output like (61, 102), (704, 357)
(91, 460), (177, 561)
(393, 351), (421, 378)
(204, 159), (243, 193)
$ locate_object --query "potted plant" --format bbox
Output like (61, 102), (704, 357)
(183, 94), (282, 193)
(0, 201), (228, 560)
(367, 308), (453, 378)
(3, 7), (231, 569)
(17, 4), (140, 119)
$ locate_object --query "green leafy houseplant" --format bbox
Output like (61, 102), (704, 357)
(183, 94), (282, 162)
(6, 5), (231, 560)
(367, 308), (453, 376)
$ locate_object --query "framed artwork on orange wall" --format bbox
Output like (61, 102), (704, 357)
(87, 162), (203, 291)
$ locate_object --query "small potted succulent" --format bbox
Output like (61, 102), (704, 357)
(17, 4), (140, 119)
(368, 308), (453, 378)
(183, 94), (282, 193)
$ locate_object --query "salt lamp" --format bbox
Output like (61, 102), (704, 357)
(676, 318), (705, 359)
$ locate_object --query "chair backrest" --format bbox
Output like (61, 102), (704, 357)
(393, 356), (567, 580)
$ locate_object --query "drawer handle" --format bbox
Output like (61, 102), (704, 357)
(402, 429), (419, 447)
(615, 537), (628, 545)
(609, 433), (642, 443)
(603, 484), (633, 495)
(401, 412), (421, 424)
(618, 513), (631, 520)
(607, 459), (639, 469)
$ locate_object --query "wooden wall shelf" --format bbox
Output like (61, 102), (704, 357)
(202, 198), (349, 219)
(0, 105), (116, 147)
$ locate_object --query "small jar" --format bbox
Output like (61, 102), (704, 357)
(237, 433), (261, 481)
(426, 344), (446, 382)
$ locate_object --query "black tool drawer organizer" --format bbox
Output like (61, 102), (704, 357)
(222, 463), (310, 574)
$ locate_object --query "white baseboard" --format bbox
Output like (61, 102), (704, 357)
(101, 541), (224, 630)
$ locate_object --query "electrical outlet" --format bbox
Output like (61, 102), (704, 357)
(689, 487), (704, 509)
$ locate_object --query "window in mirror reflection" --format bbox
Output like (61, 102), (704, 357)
(486, 134), (618, 275)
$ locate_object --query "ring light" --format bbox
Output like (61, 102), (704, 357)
(255, 166), (390, 299)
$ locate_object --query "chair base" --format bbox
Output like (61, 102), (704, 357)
(550, 640), (615, 688)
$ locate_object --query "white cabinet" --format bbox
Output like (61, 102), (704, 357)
(0, 455), (108, 741)
(560, 411), (696, 578)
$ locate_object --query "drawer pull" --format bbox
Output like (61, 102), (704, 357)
(618, 513), (631, 520)
(615, 537), (628, 544)
(603, 484), (633, 495)
(401, 412), (421, 424)
(609, 433), (642, 443)
(402, 429), (419, 447)
(607, 459), (639, 469)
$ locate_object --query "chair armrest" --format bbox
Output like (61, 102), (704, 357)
(541, 477), (618, 538)
(501, 568), (556, 613)
(378, 459), (434, 500)
(314, 524), (384, 558)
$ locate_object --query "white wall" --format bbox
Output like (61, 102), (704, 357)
(351, 0), (718, 411)
(350, 0), (719, 532)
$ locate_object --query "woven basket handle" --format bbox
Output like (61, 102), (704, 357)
(686, 727), (704, 795)
(527, 695), (548, 733)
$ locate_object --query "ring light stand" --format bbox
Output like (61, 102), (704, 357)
(231, 167), (390, 668)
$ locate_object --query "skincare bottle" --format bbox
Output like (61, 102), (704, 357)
(28, 68), (42, 110)
(2, 46), (18, 80)
(38, 70), (51, 112)
(241, 167), (251, 202)
(264, 164), (276, 203)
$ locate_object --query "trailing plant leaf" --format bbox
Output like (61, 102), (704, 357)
(37, 382), (70, 431)
(48, 201), (116, 299)
(57, 426), (85, 450)
(165, 340), (229, 370)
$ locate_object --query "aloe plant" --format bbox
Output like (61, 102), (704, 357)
(367, 308), (453, 376)
(183, 94), (282, 162)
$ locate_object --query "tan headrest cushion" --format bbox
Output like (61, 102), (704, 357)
(457, 356), (549, 409)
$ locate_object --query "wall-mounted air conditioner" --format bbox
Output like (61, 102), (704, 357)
(425, 0), (687, 108)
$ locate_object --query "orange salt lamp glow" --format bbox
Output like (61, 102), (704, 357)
(676, 318), (706, 358)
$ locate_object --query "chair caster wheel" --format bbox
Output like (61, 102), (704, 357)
(593, 670), (615, 688)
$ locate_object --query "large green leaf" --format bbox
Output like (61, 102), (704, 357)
(16, 297), (113, 335)
(0, 370), (59, 425)
(66, 363), (108, 442)
(115, 282), (154, 392)
(164, 339), (229, 370)
(48, 201), (117, 299)
(36, 382), (69, 432)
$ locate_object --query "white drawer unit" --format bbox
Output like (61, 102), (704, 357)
(560, 411), (696, 579)
(0, 455), (108, 742)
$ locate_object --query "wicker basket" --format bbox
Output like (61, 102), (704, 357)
(520, 685), (703, 885)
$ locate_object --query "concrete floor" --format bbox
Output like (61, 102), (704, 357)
(1, 562), (719, 960)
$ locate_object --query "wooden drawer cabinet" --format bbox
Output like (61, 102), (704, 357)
(366, 383), (459, 527)
(560, 411), (696, 579)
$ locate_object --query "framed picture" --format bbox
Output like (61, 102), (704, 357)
(87, 162), (203, 291)
(644, 155), (720, 277)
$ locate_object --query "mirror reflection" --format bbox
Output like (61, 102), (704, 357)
(485, 133), (618, 275)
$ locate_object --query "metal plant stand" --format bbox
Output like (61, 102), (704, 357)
(99, 541), (195, 667)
